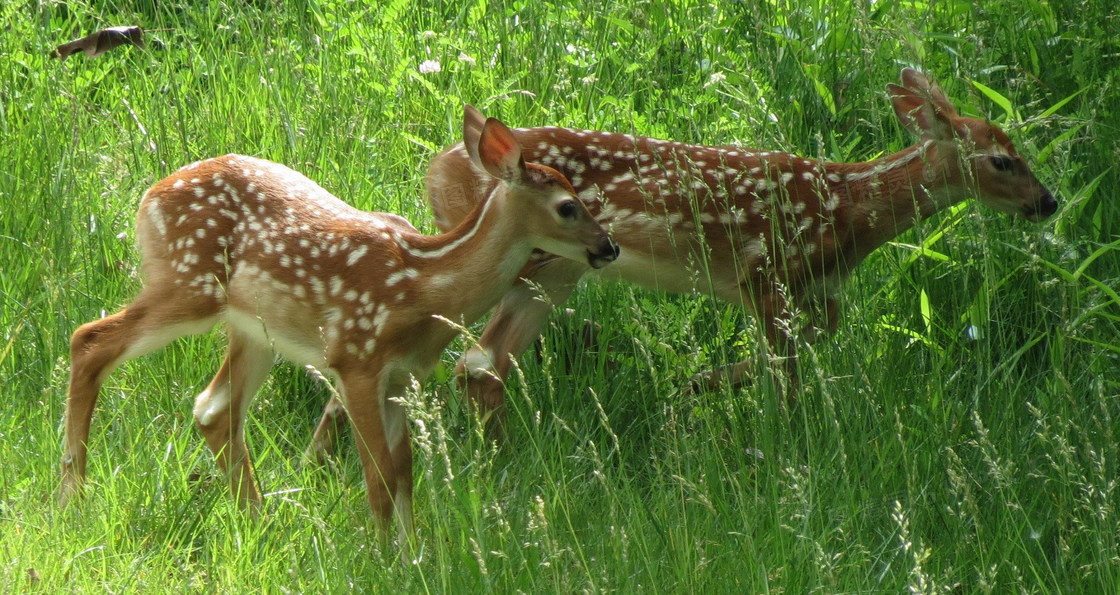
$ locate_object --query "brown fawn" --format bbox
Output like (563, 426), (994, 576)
(58, 105), (619, 548)
(308, 68), (1058, 444)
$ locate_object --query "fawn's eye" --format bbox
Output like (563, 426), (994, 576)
(989, 155), (1015, 171)
(557, 200), (579, 219)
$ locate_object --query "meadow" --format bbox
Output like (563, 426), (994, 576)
(1, 0), (1118, 591)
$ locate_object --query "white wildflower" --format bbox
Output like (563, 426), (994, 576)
(458, 52), (476, 66)
(418, 59), (442, 74)
(705, 72), (727, 87)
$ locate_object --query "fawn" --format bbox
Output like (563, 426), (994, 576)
(59, 105), (619, 549)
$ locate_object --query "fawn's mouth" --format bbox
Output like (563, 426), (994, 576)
(587, 238), (620, 269)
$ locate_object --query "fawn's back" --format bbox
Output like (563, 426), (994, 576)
(139, 154), (421, 366)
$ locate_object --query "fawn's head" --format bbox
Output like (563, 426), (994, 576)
(462, 104), (619, 268)
(889, 68), (1057, 222)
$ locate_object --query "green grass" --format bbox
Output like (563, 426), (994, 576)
(3, 0), (1118, 591)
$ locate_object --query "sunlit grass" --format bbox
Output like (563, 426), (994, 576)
(1, 0), (1117, 591)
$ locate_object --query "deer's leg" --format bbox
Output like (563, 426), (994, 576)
(60, 290), (219, 505)
(689, 289), (799, 393)
(817, 295), (841, 338)
(797, 293), (841, 344)
(455, 258), (584, 437)
(306, 394), (348, 464)
(385, 384), (413, 550)
(337, 367), (410, 546)
(192, 330), (273, 507)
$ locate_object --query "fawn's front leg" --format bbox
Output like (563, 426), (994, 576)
(689, 287), (801, 396)
(337, 367), (414, 551)
(455, 259), (584, 438)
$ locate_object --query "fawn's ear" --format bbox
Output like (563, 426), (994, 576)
(900, 68), (957, 115)
(889, 69), (957, 141)
(474, 116), (526, 183)
(462, 104), (487, 166)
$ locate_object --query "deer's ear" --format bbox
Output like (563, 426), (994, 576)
(888, 82), (955, 141)
(900, 68), (959, 118)
(475, 117), (526, 183)
(462, 104), (487, 166)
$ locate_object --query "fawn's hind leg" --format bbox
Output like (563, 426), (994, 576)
(60, 288), (219, 505)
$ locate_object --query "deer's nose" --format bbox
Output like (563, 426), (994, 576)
(588, 236), (619, 269)
(1037, 191), (1058, 219)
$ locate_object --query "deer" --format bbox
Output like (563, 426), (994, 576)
(58, 105), (620, 551)
(306, 68), (1058, 448)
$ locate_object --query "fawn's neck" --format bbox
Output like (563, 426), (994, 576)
(830, 139), (966, 260)
(395, 187), (531, 323)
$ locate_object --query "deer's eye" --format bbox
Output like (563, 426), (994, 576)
(557, 200), (579, 219)
(989, 155), (1015, 171)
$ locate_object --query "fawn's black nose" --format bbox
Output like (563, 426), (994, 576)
(1038, 191), (1058, 218)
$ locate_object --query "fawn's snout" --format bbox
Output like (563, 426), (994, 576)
(1025, 189), (1058, 222)
(588, 235), (620, 269)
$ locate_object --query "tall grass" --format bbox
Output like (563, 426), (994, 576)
(2, 0), (1117, 591)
